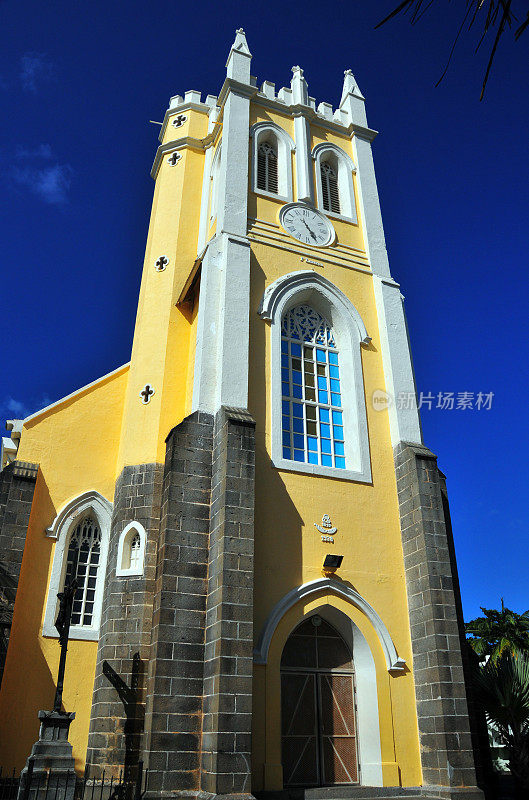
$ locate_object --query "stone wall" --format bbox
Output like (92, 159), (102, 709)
(394, 442), (484, 800)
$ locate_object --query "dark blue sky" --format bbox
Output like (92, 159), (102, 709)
(1, 1), (527, 619)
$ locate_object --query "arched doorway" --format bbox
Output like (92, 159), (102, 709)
(280, 614), (359, 787)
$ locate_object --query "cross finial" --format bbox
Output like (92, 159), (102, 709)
(139, 384), (155, 404)
(292, 65), (303, 76)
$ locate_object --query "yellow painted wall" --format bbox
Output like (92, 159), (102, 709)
(0, 366), (128, 771)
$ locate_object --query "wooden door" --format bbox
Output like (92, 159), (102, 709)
(319, 673), (358, 784)
(281, 672), (319, 787)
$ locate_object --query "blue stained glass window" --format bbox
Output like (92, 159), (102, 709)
(281, 305), (346, 470)
(293, 417), (304, 433)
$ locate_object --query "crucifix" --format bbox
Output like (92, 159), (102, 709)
(172, 114), (187, 128)
(139, 384), (154, 404)
(53, 578), (78, 712)
(167, 152), (180, 166)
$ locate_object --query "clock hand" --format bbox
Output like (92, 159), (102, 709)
(301, 219), (317, 241)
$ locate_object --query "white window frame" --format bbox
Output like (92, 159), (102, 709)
(116, 521), (147, 577)
(250, 122), (295, 203)
(312, 143), (358, 224)
(259, 271), (372, 483)
(43, 490), (112, 642)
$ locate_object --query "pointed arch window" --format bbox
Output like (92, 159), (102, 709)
(281, 305), (345, 469)
(64, 516), (101, 627)
(257, 141), (278, 194)
(320, 162), (340, 215)
(43, 491), (112, 641)
(116, 521), (147, 577)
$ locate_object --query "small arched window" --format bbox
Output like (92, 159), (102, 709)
(116, 521), (147, 577)
(65, 516), (101, 627)
(320, 161), (340, 214)
(281, 304), (345, 470)
(257, 141), (278, 194)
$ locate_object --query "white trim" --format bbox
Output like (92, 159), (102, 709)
(293, 115), (313, 203)
(116, 521), (146, 577)
(250, 122), (294, 203)
(23, 363), (130, 425)
(259, 271), (372, 483)
(254, 577), (405, 673)
(209, 142), (222, 223)
(312, 143), (358, 224)
(43, 491), (112, 642)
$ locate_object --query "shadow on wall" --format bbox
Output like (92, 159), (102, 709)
(0, 470), (75, 772)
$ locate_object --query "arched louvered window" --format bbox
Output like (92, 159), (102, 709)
(257, 141), (278, 194)
(64, 516), (101, 627)
(281, 305), (345, 470)
(320, 161), (340, 214)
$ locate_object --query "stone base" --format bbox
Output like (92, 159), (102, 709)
(421, 788), (486, 800)
(17, 711), (77, 800)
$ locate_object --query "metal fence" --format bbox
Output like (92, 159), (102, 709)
(0, 763), (148, 800)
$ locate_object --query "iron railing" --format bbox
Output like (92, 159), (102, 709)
(0, 763), (148, 800)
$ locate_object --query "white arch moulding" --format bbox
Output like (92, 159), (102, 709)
(312, 141), (358, 223)
(43, 489), (113, 641)
(250, 121), (295, 202)
(253, 577), (406, 673)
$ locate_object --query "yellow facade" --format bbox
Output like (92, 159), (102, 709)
(0, 43), (433, 792)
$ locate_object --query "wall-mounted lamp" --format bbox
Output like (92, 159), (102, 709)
(322, 553), (343, 577)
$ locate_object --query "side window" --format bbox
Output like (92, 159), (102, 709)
(257, 141), (278, 194)
(116, 522), (146, 577)
(65, 516), (101, 627)
(281, 305), (345, 470)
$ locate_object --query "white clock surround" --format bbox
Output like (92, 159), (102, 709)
(279, 203), (335, 247)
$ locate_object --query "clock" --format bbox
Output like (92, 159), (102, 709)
(279, 203), (335, 247)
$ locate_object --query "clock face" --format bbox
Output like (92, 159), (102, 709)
(279, 204), (335, 247)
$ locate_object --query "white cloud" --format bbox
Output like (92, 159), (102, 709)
(20, 52), (55, 92)
(15, 143), (53, 160)
(12, 163), (73, 205)
(5, 398), (27, 416)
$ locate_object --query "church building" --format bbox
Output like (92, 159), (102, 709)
(0, 30), (485, 800)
